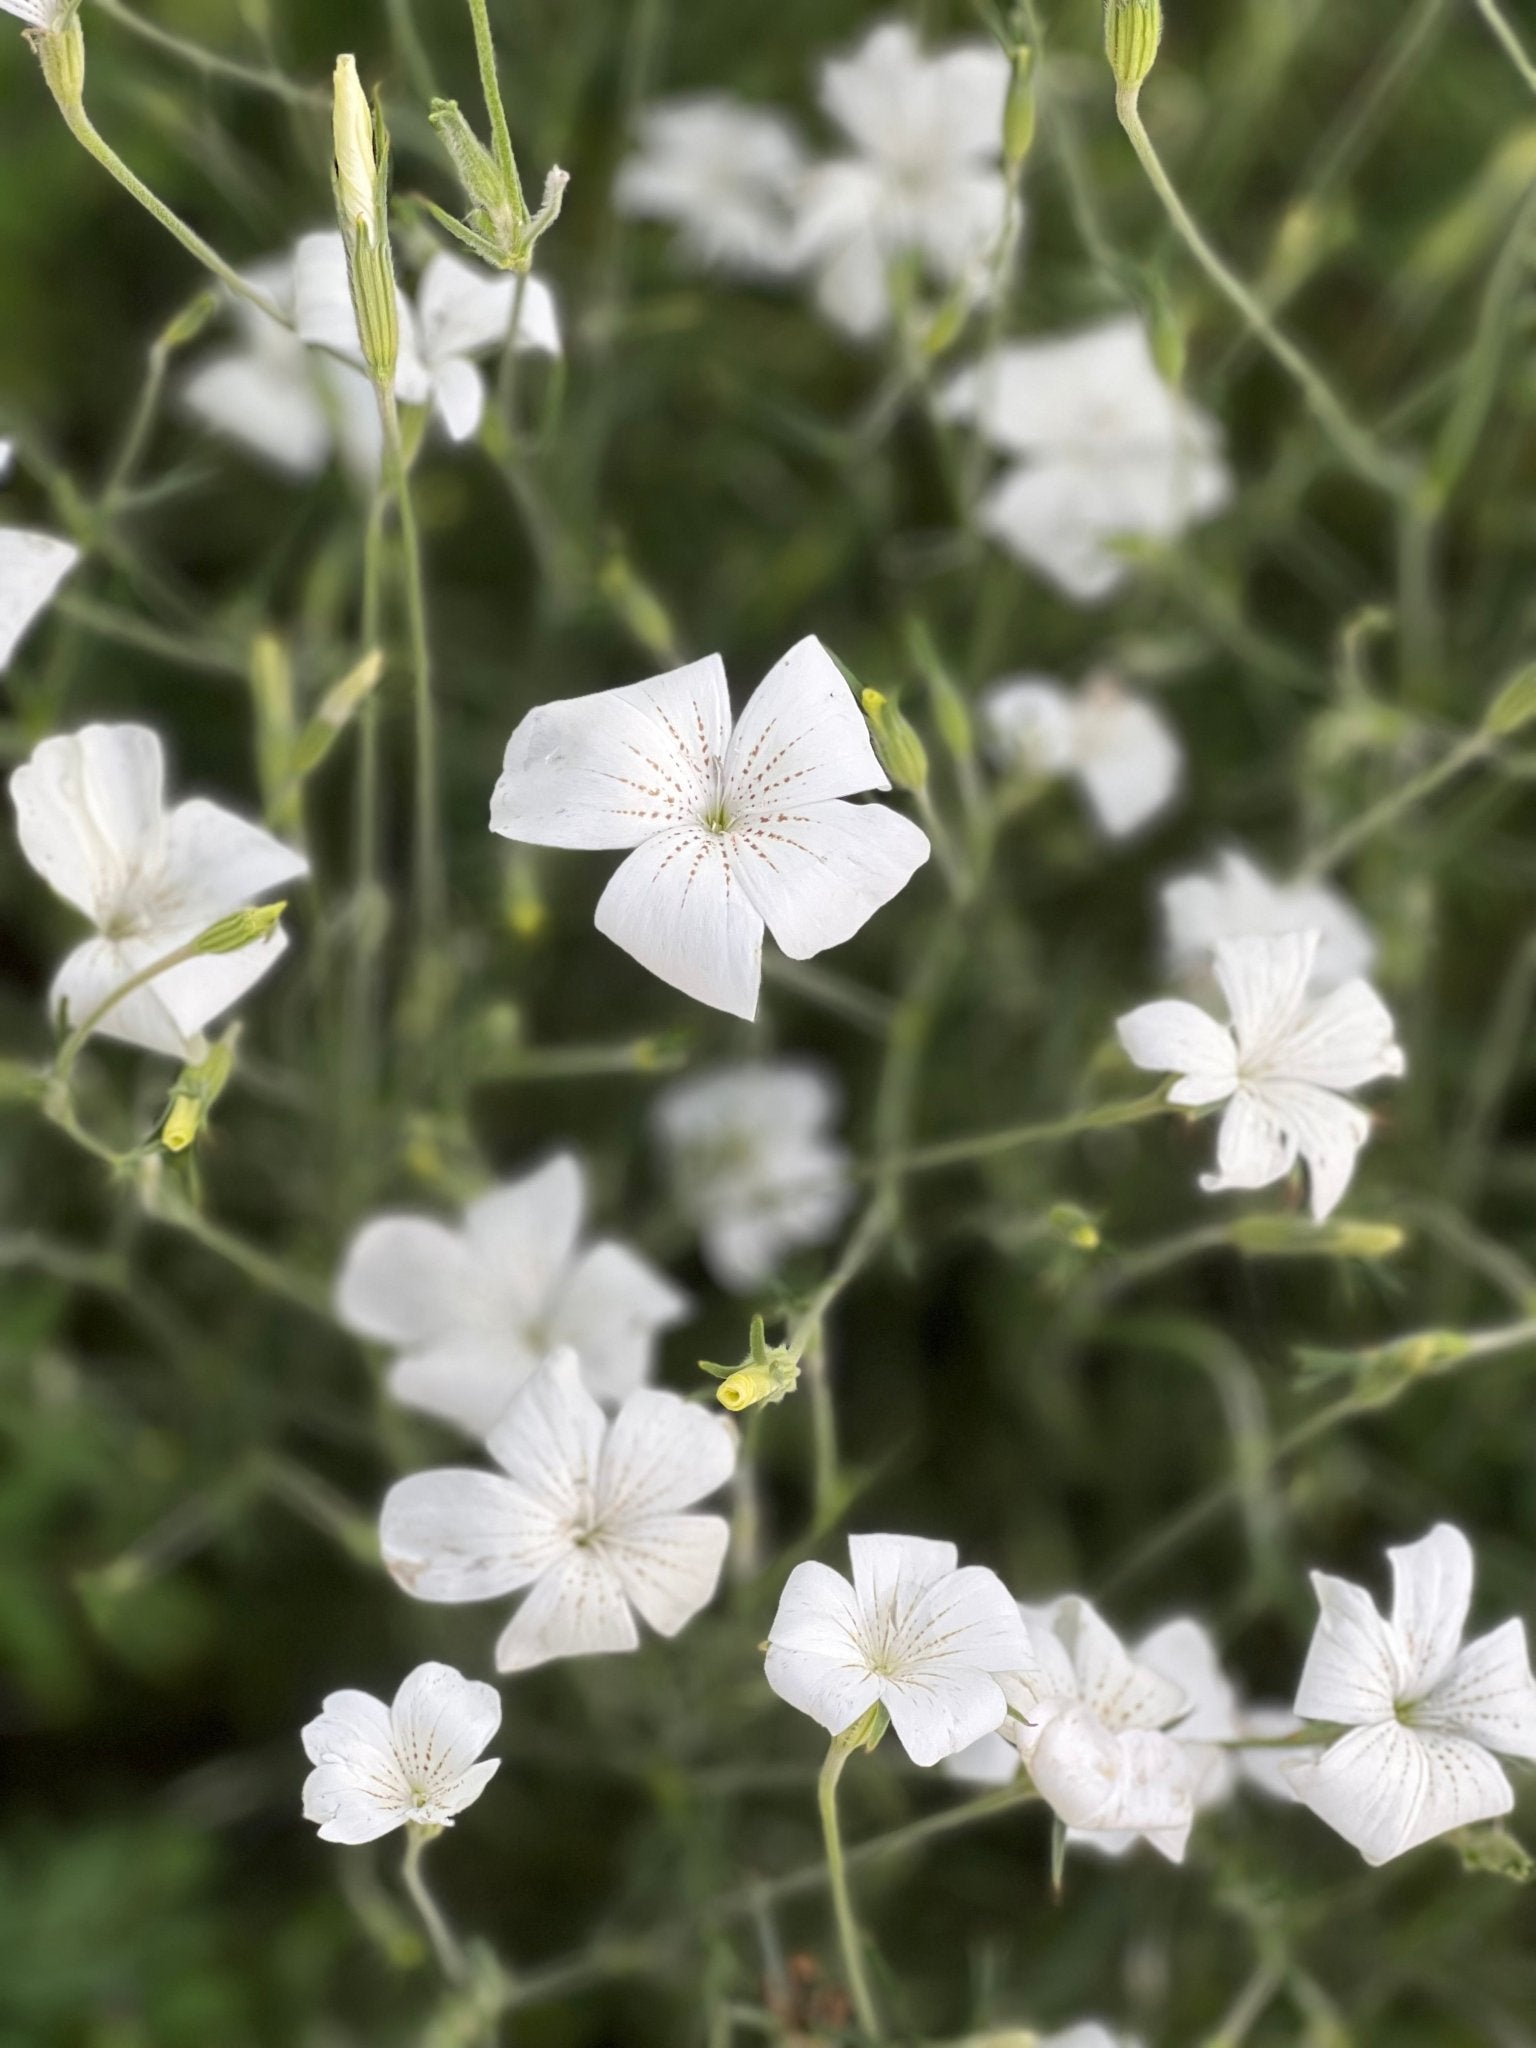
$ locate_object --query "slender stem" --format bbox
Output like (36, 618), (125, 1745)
(89, 0), (329, 105)
(912, 783), (971, 903)
(465, 0), (526, 215)
(884, 1087), (1171, 1178)
(818, 1727), (884, 2042)
(800, 1326), (838, 1527)
(785, 1196), (894, 1363)
(401, 1826), (468, 1986)
(54, 932), (207, 1080)
(380, 391), (443, 946)
(1300, 727), (1494, 875)
(1475, 0), (1536, 94)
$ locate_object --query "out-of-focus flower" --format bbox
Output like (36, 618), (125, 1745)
(490, 636), (929, 1020)
(301, 1662), (500, 1844)
(982, 672), (1182, 838)
(1161, 849), (1376, 993)
(335, 1151), (688, 1438)
(1117, 930), (1405, 1220)
(941, 315), (1230, 602)
(653, 1061), (851, 1289)
(793, 23), (1014, 339)
(10, 723), (307, 1058)
(614, 95), (807, 276)
(381, 1349), (736, 1672)
(294, 234), (560, 445)
(1, 528), (79, 673)
(1288, 1522), (1536, 1865)
(765, 1532), (1031, 1766)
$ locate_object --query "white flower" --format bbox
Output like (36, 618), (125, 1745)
(1, 0), (73, 26)
(335, 1152), (688, 1438)
(982, 673), (1182, 839)
(1040, 2029), (1140, 2048)
(997, 1597), (1197, 1860)
(10, 723), (308, 1058)
(941, 315), (1231, 602)
(794, 23), (1013, 340)
(301, 1661), (501, 1844)
(1287, 1523), (1536, 1865)
(0, 439), (12, 478)
(183, 251), (383, 482)
(764, 1532), (1032, 1767)
(1116, 930), (1405, 1220)
(381, 1349), (736, 1673)
(1, 527), (79, 674)
(489, 636), (930, 1020)
(1161, 849), (1376, 994)
(614, 95), (807, 277)
(653, 1060), (852, 1290)
(294, 234), (560, 444)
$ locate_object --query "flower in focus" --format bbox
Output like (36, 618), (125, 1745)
(941, 314), (1230, 602)
(301, 1661), (500, 1844)
(1117, 930), (1405, 1220)
(1287, 1522), (1536, 1865)
(489, 636), (930, 1019)
(614, 95), (807, 277)
(982, 672), (1182, 839)
(294, 233), (561, 444)
(1161, 849), (1376, 993)
(792, 23), (1014, 340)
(764, 1532), (1032, 1766)
(653, 1060), (851, 1290)
(335, 1152), (688, 1438)
(10, 722), (307, 1057)
(381, 1349), (736, 1672)
(1, 526), (79, 673)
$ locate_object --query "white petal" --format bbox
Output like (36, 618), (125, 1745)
(462, 1155), (586, 1323)
(1253, 1080), (1370, 1220)
(1236, 1704), (1313, 1801)
(416, 251), (516, 362)
(901, 1565), (1035, 1679)
(1029, 1705), (1194, 1853)
(491, 654), (731, 849)
(981, 679), (1075, 777)
(484, 1349), (606, 1518)
(303, 1764), (409, 1842)
(1054, 1598), (1187, 1732)
(1162, 851), (1378, 993)
(437, 1756), (501, 1817)
(1212, 932), (1317, 1056)
(818, 22), (924, 155)
(594, 828), (764, 1019)
(512, 275), (561, 355)
(1419, 1619), (1536, 1759)
(943, 1729), (1021, 1787)
(884, 1664), (1012, 1768)
(1115, 998), (1236, 1100)
(11, 722), (165, 924)
(1072, 687), (1183, 840)
(941, 317), (1167, 458)
(390, 1661), (502, 1787)
(1273, 976), (1405, 1090)
(49, 937), (196, 1058)
(598, 1385), (737, 1523)
(0, 528), (79, 670)
(1200, 1087), (1298, 1197)
(1388, 1523), (1474, 1699)
(381, 1468), (563, 1601)
(600, 1510), (730, 1637)
(728, 799), (929, 961)
(494, 1546), (639, 1671)
(1294, 1569), (1403, 1725)
(387, 1332), (541, 1438)
(809, 211), (893, 339)
(765, 1559), (884, 1735)
(183, 351), (333, 477)
(615, 95), (806, 276)
(292, 231), (367, 362)
(1286, 1720), (1512, 1865)
(334, 1215), (476, 1345)
(723, 635), (890, 808)
(977, 460), (1136, 604)
(301, 1686), (393, 1767)
(431, 356), (486, 442)
(160, 798), (308, 925)
(552, 1241), (690, 1403)
(849, 1532), (958, 1616)
(1136, 1618), (1241, 1743)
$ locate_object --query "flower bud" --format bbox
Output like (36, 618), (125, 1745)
(699, 1314), (802, 1412)
(161, 1035), (236, 1153)
(1004, 47), (1036, 170)
(330, 54), (399, 384)
(193, 901), (286, 955)
(31, 3), (85, 110)
(1104, 0), (1162, 97)
(1229, 1215), (1405, 1259)
(1047, 1203), (1101, 1251)
(862, 688), (929, 794)
(332, 55), (378, 245)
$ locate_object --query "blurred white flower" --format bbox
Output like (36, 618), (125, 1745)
(301, 1661), (500, 1844)
(381, 1349), (736, 1672)
(941, 315), (1231, 602)
(10, 722), (307, 1058)
(1236, 1702), (1313, 1802)
(982, 672), (1182, 839)
(614, 95), (807, 276)
(764, 1532), (1031, 1766)
(1288, 1522), (1536, 1865)
(1, 527), (79, 674)
(653, 1060), (851, 1289)
(1162, 849), (1376, 993)
(793, 23), (1014, 339)
(1117, 930), (1405, 1220)
(294, 233), (561, 444)
(335, 1151), (688, 1438)
(489, 635), (929, 1020)
(0, 439), (12, 478)
(1039, 2029), (1140, 2048)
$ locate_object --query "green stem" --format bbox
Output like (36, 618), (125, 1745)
(818, 1726), (884, 2042)
(885, 1087), (1171, 1178)
(1301, 726), (1495, 875)
(1474, 0), (1536, 93)
(402, 1826), (468, 1986)
(465, 0), (526, 215)
(53, 932), (210, 1081)
(380, 391), (442, 946)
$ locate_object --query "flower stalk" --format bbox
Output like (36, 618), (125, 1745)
(818, 1705), (889, 2042)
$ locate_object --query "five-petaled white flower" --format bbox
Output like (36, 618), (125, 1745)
(764, 1533), (1032, 1767)
(335, 1152), (688, 1439)
(792, 23), (1014, 340)
(1287, 1522), (1536, 1865)
(301, 1661), (501, 1844)
(294, 233), (560, 445)
(489, 636), (930, 1020)
(1117, 930), (1404, 1221)
(941, 315), (1231, 603)
(381, 1349), (736, 1672)
(1161, 849), (1376, 995)
(10, 723), (308, 1058)
(982, 672), (1182, 840)
(653, 1060), (852, 1290)
(614, 96), (807, 277)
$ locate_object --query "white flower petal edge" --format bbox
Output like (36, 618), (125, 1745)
(0, 529), (80, 672)
(1287, 1522), (1536, 1864)
(301, 1662), (501, 1844)
(982, 673), (1182, 839)
(490, 637), (929, 1018)
(1162, 849), (1376, 993)
(614, 95), (808, 277)
(380, 1349), (736, 1673)
(1116, 930), (1404, 1219)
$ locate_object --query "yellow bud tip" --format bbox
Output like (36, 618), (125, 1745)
(861, 688), (888, 716)
(717, 1367), (770, 1412)
(332, 53), (378, 240)
(161, 1098), (201, 1153)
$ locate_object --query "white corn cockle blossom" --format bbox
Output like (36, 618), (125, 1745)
(764, 1533), (1033, 1767)
(489, 636), (930, 1020)
(335, 1152), (688, 1438)
(941, 315), (1231, 602)
(997, 1597), (1196, 1859)
(301, 1662), (500, 1844)
(652, 1061), (852, 1290)
(294, 233), (560, 444)
(1117, 930), (1405, 1221)
(10, 723), (307, 1058)
(1163, 850), (1376, 994)
(1287, 1523), (1536, 1865)
(614, 96), (808, 277)
(982, 673), (1182, 839)
(1, 528), (79, 674)
(792, 23), (1014, 340)
(381, 1349), (736, 1672)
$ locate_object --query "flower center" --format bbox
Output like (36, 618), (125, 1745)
(702, 800), (735, 835)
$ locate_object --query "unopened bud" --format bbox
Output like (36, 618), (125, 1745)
(330, 55), (398, 383)
(1047, 1203), (1101, 1251)
(862, 688), (929, 794)
(1483, 663), (1536, 737)
(332, 55), (378, 244)
(193, 901), (286, 955)
(1004, 47), (1036, 169)
(161, 1034), (236, 1153)
(699, 1314), (802, 1413)
(32, 4), (85, 108)
(158, 290), (219, 351)
(1104, 0), (1162, 97)
(1229, 1215), (1405, 1260)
